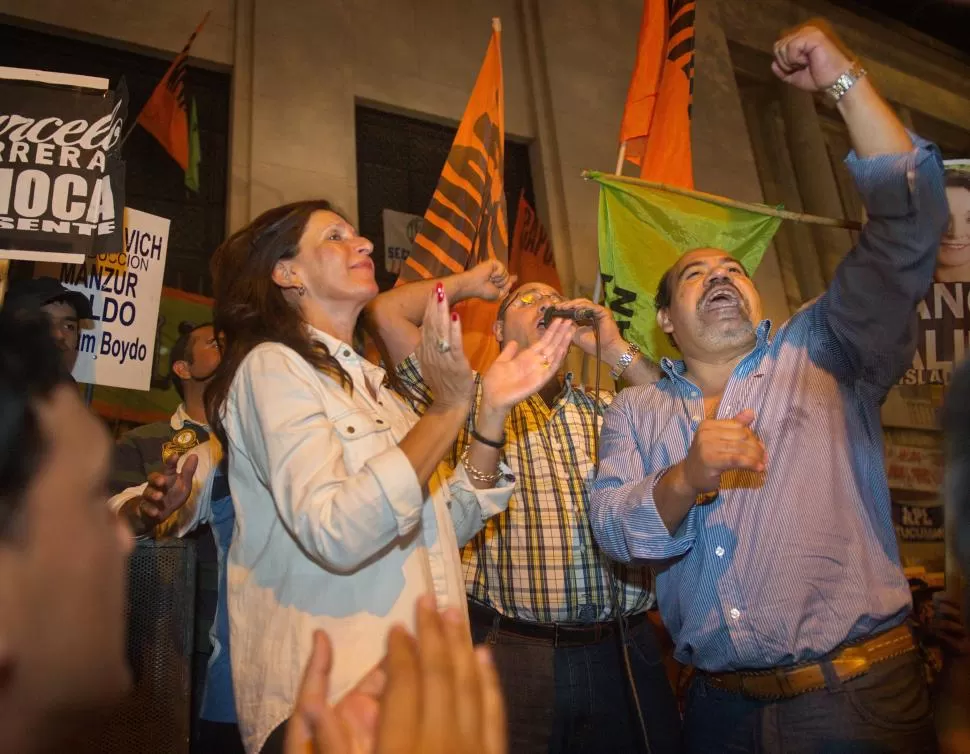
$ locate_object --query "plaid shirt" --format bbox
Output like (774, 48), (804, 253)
(397, 354), (653, 623)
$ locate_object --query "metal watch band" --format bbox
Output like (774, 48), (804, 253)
(610, 342), (641, 380)
(825, 62), (867, 104)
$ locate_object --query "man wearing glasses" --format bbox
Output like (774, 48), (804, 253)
(367, 264), (681, 754)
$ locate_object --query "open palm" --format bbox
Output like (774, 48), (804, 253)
(482, 319), (574, 409)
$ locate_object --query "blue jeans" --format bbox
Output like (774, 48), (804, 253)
(684, 651), (936, 754)
(470, 611), (683, 754)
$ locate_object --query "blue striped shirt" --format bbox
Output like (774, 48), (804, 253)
(589, 135), (948, 673)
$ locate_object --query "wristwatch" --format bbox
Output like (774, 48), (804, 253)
(610, 342), (641, 381)
(825, 61), (867, 104)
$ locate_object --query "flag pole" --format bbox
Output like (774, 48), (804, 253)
(583, 142), (628, 386)
(583, 170), (864, 231)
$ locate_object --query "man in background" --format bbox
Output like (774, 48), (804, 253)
(2, 276), (93, 375)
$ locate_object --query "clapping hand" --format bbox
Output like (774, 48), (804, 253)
(681, 409), (766, 494)
(415, 283), (475, 412)
(286, 597), (507, 754)
(481, 318), (575, 411)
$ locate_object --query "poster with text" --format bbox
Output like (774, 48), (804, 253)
(90, 287), (213, 426)
(382, 208), (422, 274)
(36, 208), (168, 390)
(882, 160), (970, 429)
(0, 68), (126, 264)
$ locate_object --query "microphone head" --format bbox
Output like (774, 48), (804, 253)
(543, 307), (597, 327)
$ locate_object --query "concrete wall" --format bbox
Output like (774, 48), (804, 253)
(4, 0), (969, 324)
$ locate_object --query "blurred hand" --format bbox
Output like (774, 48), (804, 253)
(463, 260), (515, 302)
(680, 410), (766, 494)
(771, 22), (854, 92)
(416, 283), (474, 412)
(932, 594), (970, 657)
(136, 452), (199, 524)
(481, 318), (575, 411)
(287, 597), (507, 754)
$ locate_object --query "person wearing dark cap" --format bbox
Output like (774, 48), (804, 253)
(2, 276), (93, 374)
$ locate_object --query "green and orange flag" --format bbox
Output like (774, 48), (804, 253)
(136, 12), (208, 191)
(398, 19), (506, 371)
(592, 172), (780, 361)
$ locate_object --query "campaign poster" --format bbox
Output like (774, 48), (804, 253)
(0, 67), (126, 264)
(90, 287), (213, 425)
(882, 160), (970, 429)
(382, 208), (422, 274)
(36, 208), (169, 390)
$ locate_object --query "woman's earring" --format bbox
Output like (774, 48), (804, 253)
(298, 284), (306, 297)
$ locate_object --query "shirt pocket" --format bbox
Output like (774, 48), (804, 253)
(331, 407), (395, 474)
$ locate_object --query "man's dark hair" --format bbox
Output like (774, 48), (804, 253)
(170, 322), (212, 401)
(0, 308), (69, 538)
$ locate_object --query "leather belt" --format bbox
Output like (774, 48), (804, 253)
(701, 624), (916, 701)
(467, 599), (648, 648)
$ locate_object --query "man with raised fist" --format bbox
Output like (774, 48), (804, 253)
(591, 21), (947, 752)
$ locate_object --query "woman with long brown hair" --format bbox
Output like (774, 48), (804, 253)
(205, 200), (574, 754)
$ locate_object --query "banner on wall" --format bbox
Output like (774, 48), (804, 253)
(36, 208), (169, 390)
(893, 500), (945, 544)
(0, 68), (127, 264)
(382, 209), (422, 275)
(885, 443), (944, 493)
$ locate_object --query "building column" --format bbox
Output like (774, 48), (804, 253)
(781, 87), (854, 284)
(227, 0), (255, 233)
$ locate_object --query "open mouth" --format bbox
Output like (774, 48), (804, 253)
(701, 284), (743, 312)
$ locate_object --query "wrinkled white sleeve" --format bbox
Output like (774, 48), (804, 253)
(228, 345), (425, 573)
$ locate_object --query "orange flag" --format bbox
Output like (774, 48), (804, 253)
(137, 12), (210, 171)
(398, 19), (506, 372)
(640, 0), (696, 187)
(509, 190), (561, 293)
(618, 0), (666, 167)
(619, 0), (696, 188)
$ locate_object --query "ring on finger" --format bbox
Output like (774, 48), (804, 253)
(436, 338), (451, 354)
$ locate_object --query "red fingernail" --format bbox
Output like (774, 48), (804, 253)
(436, 283), (444, 302)
(452, 312), (459, 321)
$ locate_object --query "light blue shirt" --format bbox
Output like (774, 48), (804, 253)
(590, 135), (948, 672)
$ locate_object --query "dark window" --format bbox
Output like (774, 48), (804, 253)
(0, 19), (230, 295)
(355, 104), (534, 291)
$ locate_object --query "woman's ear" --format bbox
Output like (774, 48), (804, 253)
(272, 259), (298, 291)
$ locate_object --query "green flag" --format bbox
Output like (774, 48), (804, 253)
(185, 97), (201, 192)
(592, 172), (782, 361)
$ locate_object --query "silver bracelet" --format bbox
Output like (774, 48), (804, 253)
(825, 61), (867, 104)
(460, 447), (502, 485)
(610, 342), (641, 381)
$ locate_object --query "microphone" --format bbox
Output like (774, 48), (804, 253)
(543, 306), (597, 327)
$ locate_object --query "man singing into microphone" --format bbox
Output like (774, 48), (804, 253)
(367, 264), (680, 754)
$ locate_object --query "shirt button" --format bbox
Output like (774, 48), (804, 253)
(691, 415), (701, 423)
(715, 546), (725, 558)
(730, 608), (741, 620)
(342, 349), (351, 357)
(724, 405), (733, 414)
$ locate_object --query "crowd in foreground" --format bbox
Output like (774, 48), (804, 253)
(2, 20), (970, 754)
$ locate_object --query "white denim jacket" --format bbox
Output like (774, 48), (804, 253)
(222, 327), (513, 754)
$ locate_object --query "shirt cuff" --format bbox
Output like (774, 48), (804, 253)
(844, 132), (941, 218)
(627, 470), (698, 560)
(108, 484), (145, 514)
(449, 460), (515, 519)
(364, 446), (425, 536)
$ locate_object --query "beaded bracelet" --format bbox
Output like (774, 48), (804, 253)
(460, 447), (502, 485)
